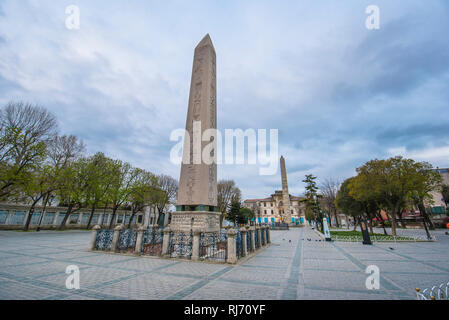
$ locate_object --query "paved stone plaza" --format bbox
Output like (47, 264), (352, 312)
(0, 227), (448, 300)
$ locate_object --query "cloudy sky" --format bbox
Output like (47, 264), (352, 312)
(0, 1), (448, 199)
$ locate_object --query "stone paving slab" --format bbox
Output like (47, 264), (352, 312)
(0, 277), (61, 300)
(0, 228), (448, 300)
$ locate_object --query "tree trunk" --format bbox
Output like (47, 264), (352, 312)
(23, 206), (35, 232)
(87, 204), (96, 230)
(36, 193), (50, 232)
(377, 212), (388, 235)
(418, 201), (435, 230)
(109, 207), (118, 229)
(157, 210), (165, 227)
(353, 218), (358, 231)
(128, 211), (137, 229)
(390, 209), (397, 237)
(398, 209), (407, 229)
(368, 219), (374, 235)
(59, 204), (74, 230)
(333, 208), (340, 228)
(23, 198), (42, 231)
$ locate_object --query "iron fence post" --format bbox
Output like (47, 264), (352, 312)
(111, 224), (124, 252)
(227, 229), (237, 264)
(251, 227), (256, 251)
(192, 229), (201, 261)
(266, 225), (271, 244)
(135, 225), (145, 254)
(162, 226), (171, 257)
(240, 227), (247, 257)
(88, 225), (101, 251)
(256, 226), (261, 248)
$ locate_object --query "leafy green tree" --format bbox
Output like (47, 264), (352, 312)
(57, 159), (88, 230)
(0, 102), (57, 200)
(409, 164), (442, 231)
(84, 153), (113, 229)
(127, 169), (158, 228)
(335, 178), (363, 231)
(238, 207), (254, 225)
(23, 135), (85, 231)
(300, 174), (322, 230)
(350, 157), (441, 236)
(107, 160), (140, 229)
(226, 200), (241, 226)
(21, 165), (52, 231)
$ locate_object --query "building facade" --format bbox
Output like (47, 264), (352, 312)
(244, 191), (306, 224)
(244, 156), (306, 225)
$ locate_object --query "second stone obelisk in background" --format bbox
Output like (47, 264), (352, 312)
(171, 34), (220, 233)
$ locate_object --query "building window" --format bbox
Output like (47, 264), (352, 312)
(264, 202), (266, 207)
(137, 215), (143, 223)
(264, 210), (267, 214)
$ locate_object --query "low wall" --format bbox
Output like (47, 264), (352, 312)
(89, 224), (272, 264)
(0, 203), (144, 230)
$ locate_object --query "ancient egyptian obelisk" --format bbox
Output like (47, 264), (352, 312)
(280, 156), (292, 223)
(171, 34), (220, 232)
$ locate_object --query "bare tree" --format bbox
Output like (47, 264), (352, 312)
(155, 174), (178, 226)
(0, 102), (58, 200)
(127, 169), (158, 228)
(217, 180), (241, 226)
(320, 177), (341, 228)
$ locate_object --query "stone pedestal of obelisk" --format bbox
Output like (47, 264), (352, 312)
(280, 156), (292, 223)
(170, 34), (220, 233)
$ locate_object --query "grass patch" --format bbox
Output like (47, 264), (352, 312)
(330, 231), (383, 237)
(329, 230), (414, 241)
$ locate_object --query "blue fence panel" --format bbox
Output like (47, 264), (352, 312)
(169, 232), (193, 259)
(255, 229), (259, 248)
(56, 213), (66, 225)
(91, 214), (99, 225)
(246, 230), (253, 251)
(69, 214), (79, 224)
(0, 211), (8, 224)
(81, 214), (89, 225)
(42, 213), (55, 225)
(94, 229), (114, 250)
(117, 229), (137, 252)
(141, 228), (164, 256)
(30, 212), (41, 225)
(10, 211), (25, 225)
(236, 231), (244, 258)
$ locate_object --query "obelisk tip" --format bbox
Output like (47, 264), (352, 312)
(196, 34), (214, 49)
